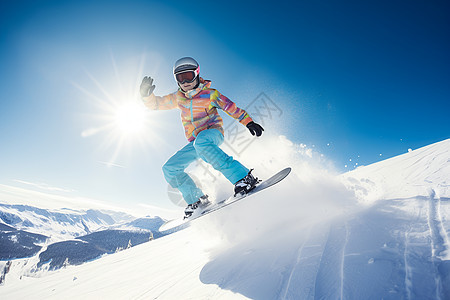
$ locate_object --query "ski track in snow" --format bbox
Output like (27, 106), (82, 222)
(340, 222), (349, 300)
(436, 198), (450, 259)
(403, 200), (426, 300)
(280, 226), (311, 299)
(314, 220), (349, 300)
(278, 223), (330, 299)
(148, 264), (204, 300)
(403, 228), (413, 300)
(426, 189), (449, 300)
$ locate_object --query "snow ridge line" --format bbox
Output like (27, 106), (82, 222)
(427, 189), (445, 300)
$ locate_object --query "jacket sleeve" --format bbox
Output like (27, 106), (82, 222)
(142, 92), (178, 110)
(210, 89), (253, 125)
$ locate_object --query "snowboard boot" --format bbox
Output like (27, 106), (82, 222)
(234, 169), (259, 196)
(184, 195), (210, 219)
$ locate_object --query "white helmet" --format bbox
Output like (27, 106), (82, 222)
(173, 57), (199, 75)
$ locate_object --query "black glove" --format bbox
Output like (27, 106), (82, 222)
(246, 121), (264, 137)
(140, 76), (156, 97)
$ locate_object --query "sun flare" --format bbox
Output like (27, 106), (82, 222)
(114, 102), (147, 136)
(75, 51), (168, 167)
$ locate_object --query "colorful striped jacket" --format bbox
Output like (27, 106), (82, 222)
(142, 78), (253, 142)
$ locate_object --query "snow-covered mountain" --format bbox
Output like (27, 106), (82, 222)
(109, 216), (166, 238)
(0, 203), (166, 285)
(0, 204), (135, 241)
(0, 138), (448, 299)
(37, 230), (153, 271)
(0, 223), (47, 260)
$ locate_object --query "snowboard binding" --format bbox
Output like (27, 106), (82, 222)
(184, 195), (210, 219)
(234, 169), (261, 197)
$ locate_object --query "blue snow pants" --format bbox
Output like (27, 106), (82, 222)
(162, 129), (249, 204)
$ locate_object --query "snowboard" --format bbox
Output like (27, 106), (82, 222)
(159, 167), (291, 231)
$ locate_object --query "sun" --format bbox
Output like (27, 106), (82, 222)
(75, 51), (168, 167)
(114, 101), (147, 136)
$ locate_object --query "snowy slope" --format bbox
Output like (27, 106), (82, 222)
(342, 139), (450, 201)
(0, 137), (449, 299)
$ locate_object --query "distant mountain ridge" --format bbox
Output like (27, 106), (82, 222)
(0, 203), (136, 241)
(0, 203), (165, 285)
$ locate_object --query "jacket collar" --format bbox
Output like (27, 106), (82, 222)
(179, 77), (211, 98)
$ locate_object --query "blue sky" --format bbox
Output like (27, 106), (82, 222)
(0, 0), (449, 213)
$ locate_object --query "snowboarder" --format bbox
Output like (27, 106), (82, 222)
(140, 57), (264, 218)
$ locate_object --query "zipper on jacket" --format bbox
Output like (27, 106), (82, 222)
(190, 99), (198, 131)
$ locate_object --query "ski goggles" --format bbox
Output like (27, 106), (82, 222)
(174, 67), (200, 84)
